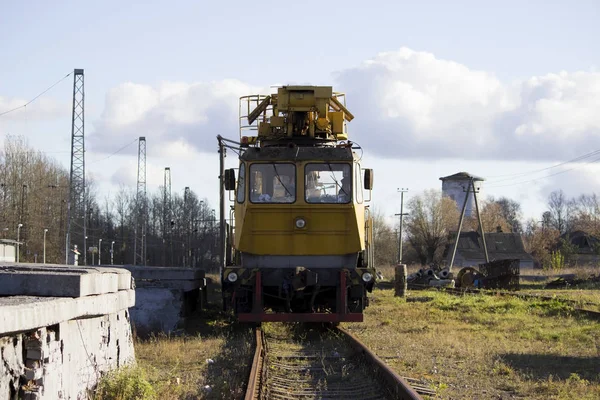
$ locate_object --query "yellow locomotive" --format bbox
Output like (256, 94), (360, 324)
(217, 86), (375, 322)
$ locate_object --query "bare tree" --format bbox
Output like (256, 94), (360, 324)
(370, 207), (396, 267)
(406, 189), (459, 265)
(487, 196), (523, 232)
(548, 190), (570, 234)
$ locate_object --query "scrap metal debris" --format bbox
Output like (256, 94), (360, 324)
(545, 274), (600, 289)
(407, 259), (521, 291)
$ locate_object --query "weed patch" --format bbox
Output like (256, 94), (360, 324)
(344, 287), (600, 399)
(94, 366), (155, 400)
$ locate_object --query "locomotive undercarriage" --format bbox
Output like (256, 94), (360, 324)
(223, 265), (375, 322)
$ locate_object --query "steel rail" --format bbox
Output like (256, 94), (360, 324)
(336, 326), (423, 400)
(245, 327), (264, 400)
(244, 325), (426, 400)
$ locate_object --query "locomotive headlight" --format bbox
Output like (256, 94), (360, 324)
(361, 272), (373, 283)
(295, 218), (306, 229)
(227, 272), (238, 283)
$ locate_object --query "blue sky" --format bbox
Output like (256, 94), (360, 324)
(1, 0), (600, 224)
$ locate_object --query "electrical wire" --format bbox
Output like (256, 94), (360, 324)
(0, 71), (73, 117)
(88, 138), (140, 164)
(485, 148), (600, 182)
(486, 153), (600, 188)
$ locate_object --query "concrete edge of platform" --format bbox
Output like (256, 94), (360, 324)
(0, 264), (132, 297)
(0, 289), (135, 335)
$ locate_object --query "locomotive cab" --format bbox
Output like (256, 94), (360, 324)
(219, 86), (376, 323)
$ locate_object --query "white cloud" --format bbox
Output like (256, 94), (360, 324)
(335, 48), (600, 161)
(91, 79), (262, 155)
(0, 96), (69, 121)
(92, 49), (600, 163)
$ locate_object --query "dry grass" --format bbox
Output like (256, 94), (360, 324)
(111, 269), (600, 399)
(130, 276), (254, 399)
(344, 284), (600, 399)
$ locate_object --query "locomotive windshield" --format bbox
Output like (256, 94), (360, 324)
(305, 163), (352, 204)
(250, 163), (296, 203)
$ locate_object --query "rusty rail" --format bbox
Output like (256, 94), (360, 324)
(244, 325), (426, 399)
(245, 327), (264, 400)
(336, 326), (424, 400)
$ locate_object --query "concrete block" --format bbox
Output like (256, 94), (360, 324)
(0, 290), (135, 335)
(100, 265), (205, 281)
(0, 264), (126, 297)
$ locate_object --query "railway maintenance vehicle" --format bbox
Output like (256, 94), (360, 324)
(217, 85), (375, 322)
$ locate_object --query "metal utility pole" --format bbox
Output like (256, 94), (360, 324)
(164, 167), (173, 266)
(66, 69), (86, 265)
(471, 179), (489, 263)
(43, 228), (48, 264)
(184, 186), (190, 267)
(217, 136), (226, 279)
(133, 137), (147, 266)
(98, 238), (103, 265)
(162, 167), (170, 266)
(395, 188), (408, 264)
(110, 240), (115, 265)
(17, 223), (22, 263)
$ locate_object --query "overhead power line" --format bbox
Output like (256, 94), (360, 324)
(0, 71), (73, 117)
(486, 153), (600, 188)
(88, 138), (140, 165)
(486, 148), (600, 182)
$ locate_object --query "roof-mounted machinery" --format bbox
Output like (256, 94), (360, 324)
(239, 86), (354, 146)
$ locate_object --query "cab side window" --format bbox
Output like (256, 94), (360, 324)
(355, 163), (363, 203)
(237, 163), (245, 203)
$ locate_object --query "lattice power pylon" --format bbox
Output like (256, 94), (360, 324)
(163, 167), (171, 266)
(66, 69), (86, 265)
(133, 137), (147, 265)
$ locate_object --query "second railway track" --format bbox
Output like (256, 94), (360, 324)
(245, 324), (428, 400)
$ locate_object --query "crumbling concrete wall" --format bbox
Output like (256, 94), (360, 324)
(0, 310), (134, 400)
(0, 264), (135, 400)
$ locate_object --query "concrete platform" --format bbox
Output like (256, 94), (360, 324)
(0, 289), (135, 335)
(102, 265), (205, 281)
(0, 264), (131, 297)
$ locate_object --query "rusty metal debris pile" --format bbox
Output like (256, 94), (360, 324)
(407, 259), (521, 291)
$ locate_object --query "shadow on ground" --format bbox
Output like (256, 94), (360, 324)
(188, 276), (255, 399)
(501, 353), (600, 382)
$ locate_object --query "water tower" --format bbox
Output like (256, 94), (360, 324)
(440, 172), (484, 217)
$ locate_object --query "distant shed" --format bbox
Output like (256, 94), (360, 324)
(0, 239), (18, 262)
(445, 231), (534, 269)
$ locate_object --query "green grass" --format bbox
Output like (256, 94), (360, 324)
(93, 366), (155, 400)
(344, 285), (600, 399)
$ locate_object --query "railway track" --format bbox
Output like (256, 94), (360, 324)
(245, 324), (429, 400)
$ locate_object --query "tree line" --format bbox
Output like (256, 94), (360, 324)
(0, 136), (218, 268)
(373, 188), (600, 269)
